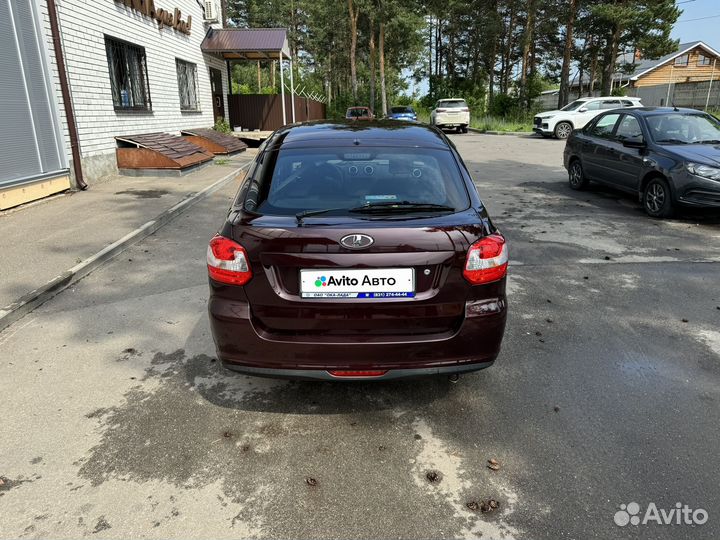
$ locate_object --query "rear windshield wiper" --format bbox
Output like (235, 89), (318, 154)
(295, 207), (346, 226)
(348, 201), (455, 214)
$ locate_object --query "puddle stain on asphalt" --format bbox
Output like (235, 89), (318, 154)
(114, 189), (170, 199)
(74, 348), (523, 538)
(411, 418), (520, 540)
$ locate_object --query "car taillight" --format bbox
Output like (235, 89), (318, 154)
(207, 235), (252, 285)
(461, 107), (469, 112)
(328, 370), (388, 378)
(463, 234), (508, 285)
(436, 108), (447, 113)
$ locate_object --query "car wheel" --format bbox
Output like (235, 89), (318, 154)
(554, 122), (573, 140)
(643, 177), (674, 218)
(461, 126), (468, 133)
(456, 126), (463, 134)
(568, 159), (589, 190)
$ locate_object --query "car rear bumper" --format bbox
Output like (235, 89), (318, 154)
(222, 361), (494, 381)
(434, 113), (470, 126)
(208, 296), (507, 379)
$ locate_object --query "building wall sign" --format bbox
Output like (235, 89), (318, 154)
(115, 0), (192, 35)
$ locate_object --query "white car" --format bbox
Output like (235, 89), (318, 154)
(533, 96), (642, 139)
(430, 98), (470, 133)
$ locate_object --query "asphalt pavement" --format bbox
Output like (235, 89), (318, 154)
(1, 133), (719, 539)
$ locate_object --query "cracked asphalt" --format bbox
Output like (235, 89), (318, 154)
(1, 133), (719, 539)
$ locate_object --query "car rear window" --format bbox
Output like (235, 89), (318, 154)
(391, 106), (413, 113)
(247, 147), (470, 216)
(439, 100), (467, 108)
(347, 108), (370, 118)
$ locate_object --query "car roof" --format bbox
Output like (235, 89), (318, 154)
(619, 106), (707, 116)
(347, 106), (370, 110)
(578, 96), (641, 101)
(269, 120), (449, 150)
(438, 98), (466, 101)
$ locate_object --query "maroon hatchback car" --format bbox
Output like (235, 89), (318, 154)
(207, 121), (508, 380)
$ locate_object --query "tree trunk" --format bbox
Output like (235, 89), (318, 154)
(486, 0), (498, 103)
(588, 36), (597, 96)
(601, 25), (621, 95)
(428, 16), (433, 96)
(369, 16), (376, 112)
(257, 60), (261, 92)
(435, 19), (441, 78)
(488, 35), (497, 105)
(348, 0), (359, 101)
(520, 0), (536, 109)
(558, 0), (577, 108)
(502, 5), (517, 94)
(379, 22), (388, 116)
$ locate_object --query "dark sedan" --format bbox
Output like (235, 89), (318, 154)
(207, 121), (508, 380)
(563, 107), (720, 217)
(388, 106), (418, 121)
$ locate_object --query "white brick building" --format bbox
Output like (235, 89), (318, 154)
(1, 0), (228, 209)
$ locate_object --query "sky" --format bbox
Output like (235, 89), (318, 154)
(672, 0), (720, 47)
(406, 0), (719, 98)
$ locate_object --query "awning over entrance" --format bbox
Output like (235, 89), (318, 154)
(201, 28), (295, 125)
(201, 28), (290, 60)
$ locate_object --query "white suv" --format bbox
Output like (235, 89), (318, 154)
(534, 96), (642, 139)
(430, 98), (470, 133)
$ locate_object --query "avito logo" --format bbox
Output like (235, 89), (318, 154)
(614, 502), (708, 527)
(314, 274), (397, 287)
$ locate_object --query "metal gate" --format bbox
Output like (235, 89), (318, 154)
(0, 0), (67, 190)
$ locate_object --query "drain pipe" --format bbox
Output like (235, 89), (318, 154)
(46, 0), (87, 190)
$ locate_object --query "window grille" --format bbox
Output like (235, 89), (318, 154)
(176, 59), (199, 111)
(105, 36), (151, 111)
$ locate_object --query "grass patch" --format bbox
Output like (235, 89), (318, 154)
(414, 107), (533, 133)
(470, 114), (533, 133)
(214, 158), (229, 166)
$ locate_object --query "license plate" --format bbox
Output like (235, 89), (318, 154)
(300, 268), (415, 298)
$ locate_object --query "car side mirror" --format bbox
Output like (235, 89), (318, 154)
(622, 136), (646, 149)
(578, 107), (588, 112)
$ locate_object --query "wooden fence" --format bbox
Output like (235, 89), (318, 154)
(227, 94), (326, 131)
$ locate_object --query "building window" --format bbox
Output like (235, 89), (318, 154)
(674, 54), (689, 67)
(176, 59), (199, 111)
(698, 54), (712, 66)
(105, 36), (151, 111)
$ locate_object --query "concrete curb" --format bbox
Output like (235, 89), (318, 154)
(467, 128), (535, 136)
(0, 162), (252, 333)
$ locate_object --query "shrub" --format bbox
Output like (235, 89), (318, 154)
(213, 118), (231, 133)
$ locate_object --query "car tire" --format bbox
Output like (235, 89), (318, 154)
(554, 122), (573, 140)
(456, 126), (463, 134)
(643, 177), (674, 218)
(461, 126), (468, 133)
(568, 159), (589, 190)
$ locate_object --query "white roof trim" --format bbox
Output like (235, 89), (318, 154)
(630, 42), (720, 81)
